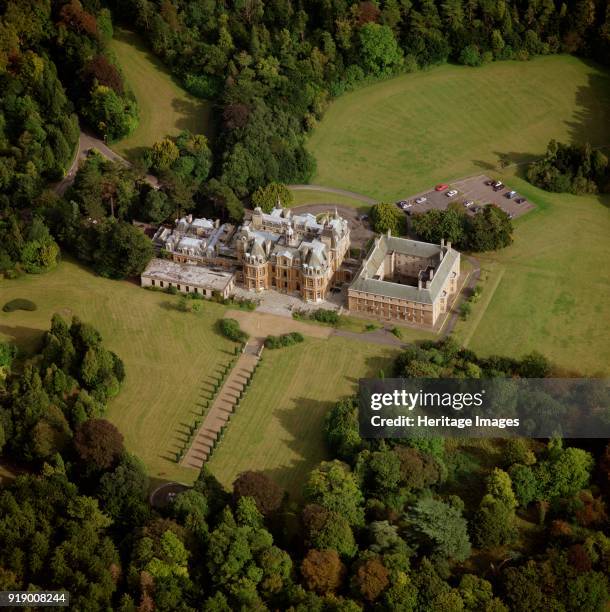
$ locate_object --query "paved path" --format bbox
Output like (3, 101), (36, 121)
(181, 340), (262, 469)
(289, 184), (378, 205)
(54, 129), (159, 195)
(332, 327), (407, 347)
(440, 255), (481, 339)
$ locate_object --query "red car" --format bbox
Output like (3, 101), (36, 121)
(435, 183), (448, 191)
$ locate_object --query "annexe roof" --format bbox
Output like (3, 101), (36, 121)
(349, 235), (459, 304)
(142, 258), (234, 292)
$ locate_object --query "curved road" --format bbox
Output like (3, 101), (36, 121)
(54, 129), (159, 195)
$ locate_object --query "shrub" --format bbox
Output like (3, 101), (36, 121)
(310, 309), (340, 325)
(3, 299), (37, 312)
(264, 332), (305, 349)
(391, 327), (402, 339)
(218, 318), (249, 343)
(459, 301), (472, 320)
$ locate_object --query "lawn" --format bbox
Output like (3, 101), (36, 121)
(109, 28), (212, 159)
(0, 259), (235, 485)
(207, 337), (399, 498)
(452, 172), (610, 375)
(289, 188), (371, 209)
(307, 55), (610, 201)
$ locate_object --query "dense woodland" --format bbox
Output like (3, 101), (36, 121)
(1, 331), (609, 610)
(2, 0), (610, 280)
(1, 2), (610, 609)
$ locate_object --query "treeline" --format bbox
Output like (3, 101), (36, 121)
(0, 0), (141, 279)
(1, 330), (609, 610)
(0, 1), (138, 207)
(527, 140), (610, 195)
(0, 314), (124, 464)
(104, 0), (610, 208)
(411, 203), (513, 252)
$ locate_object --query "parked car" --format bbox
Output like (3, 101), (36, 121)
(492, 181), (504, 191)
(396, 200), (408, 208)
(506, 190), (517, 199)
(415, 196), (427, 204)
(435, 184), (448, 191)
(463, 200), (474, 208)
(516, 197), (526, 204)
(446, 189), (458, 198)
(508, 213), (514, 219)
(359, 214), (368, 221)
(485, 179), (494, 186)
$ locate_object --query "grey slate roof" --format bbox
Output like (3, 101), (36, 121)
(349, 236), (459, 304)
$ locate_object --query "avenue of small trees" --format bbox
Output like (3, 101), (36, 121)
(1, 327), (609, 610)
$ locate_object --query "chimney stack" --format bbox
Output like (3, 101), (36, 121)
(441, 238), (445, 248)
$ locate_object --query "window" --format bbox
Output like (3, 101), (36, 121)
(186, 286), (190, 292)
(151, 279), (156, 286)
(177, 285), (181, 291)
(160, 281), (164, 287)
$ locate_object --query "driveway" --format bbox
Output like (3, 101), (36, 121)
(54, 129), (160, 195)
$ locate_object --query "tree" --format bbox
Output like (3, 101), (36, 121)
(394, 446), (443, 490)
(150, 138), (180, 173)
(369, 202), (406, 235)
(251, 183), (293, 212)
(74, 418), (124, 470)
(359, 23), (404, 75)
(233, 471), (284, 516)
(98, 454), (150, 530)
(459, 45), (482, 66)
(93, 220), (153, 279)
(324, 397), (362, 461)
(406, 497), (471, 561)
(302, 504), (357, 558)
(465, 205), (513, 251)
(84, 85), (138, 142)
(351, 557), (390, 603)
(301, 549), (346, 594)
(304, 460), (365, 527)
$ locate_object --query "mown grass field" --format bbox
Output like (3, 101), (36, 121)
(0, 259), (235, 484)
(289, 188), (371, 209)
(308, 56), (610, 201)
(207, 337), (399, 498)
(109, 28), (211, 159)
(452, 173), (610, 375)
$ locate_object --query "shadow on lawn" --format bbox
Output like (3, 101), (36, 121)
(0, 324), (44, 355)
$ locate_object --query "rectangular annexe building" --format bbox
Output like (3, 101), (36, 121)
(141, 258), (236, 299)
(348, 234), (460, 327)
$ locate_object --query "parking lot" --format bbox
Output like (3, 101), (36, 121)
(402, 174), (535, 219)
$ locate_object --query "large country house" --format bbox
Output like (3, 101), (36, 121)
(141, 202), (351, 302)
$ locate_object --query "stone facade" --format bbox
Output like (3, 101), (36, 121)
(141, 258), (235, 299)
(145, 205), (351, 303)
(348, 234), (460, 327)
(236, 206), (351, 302)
